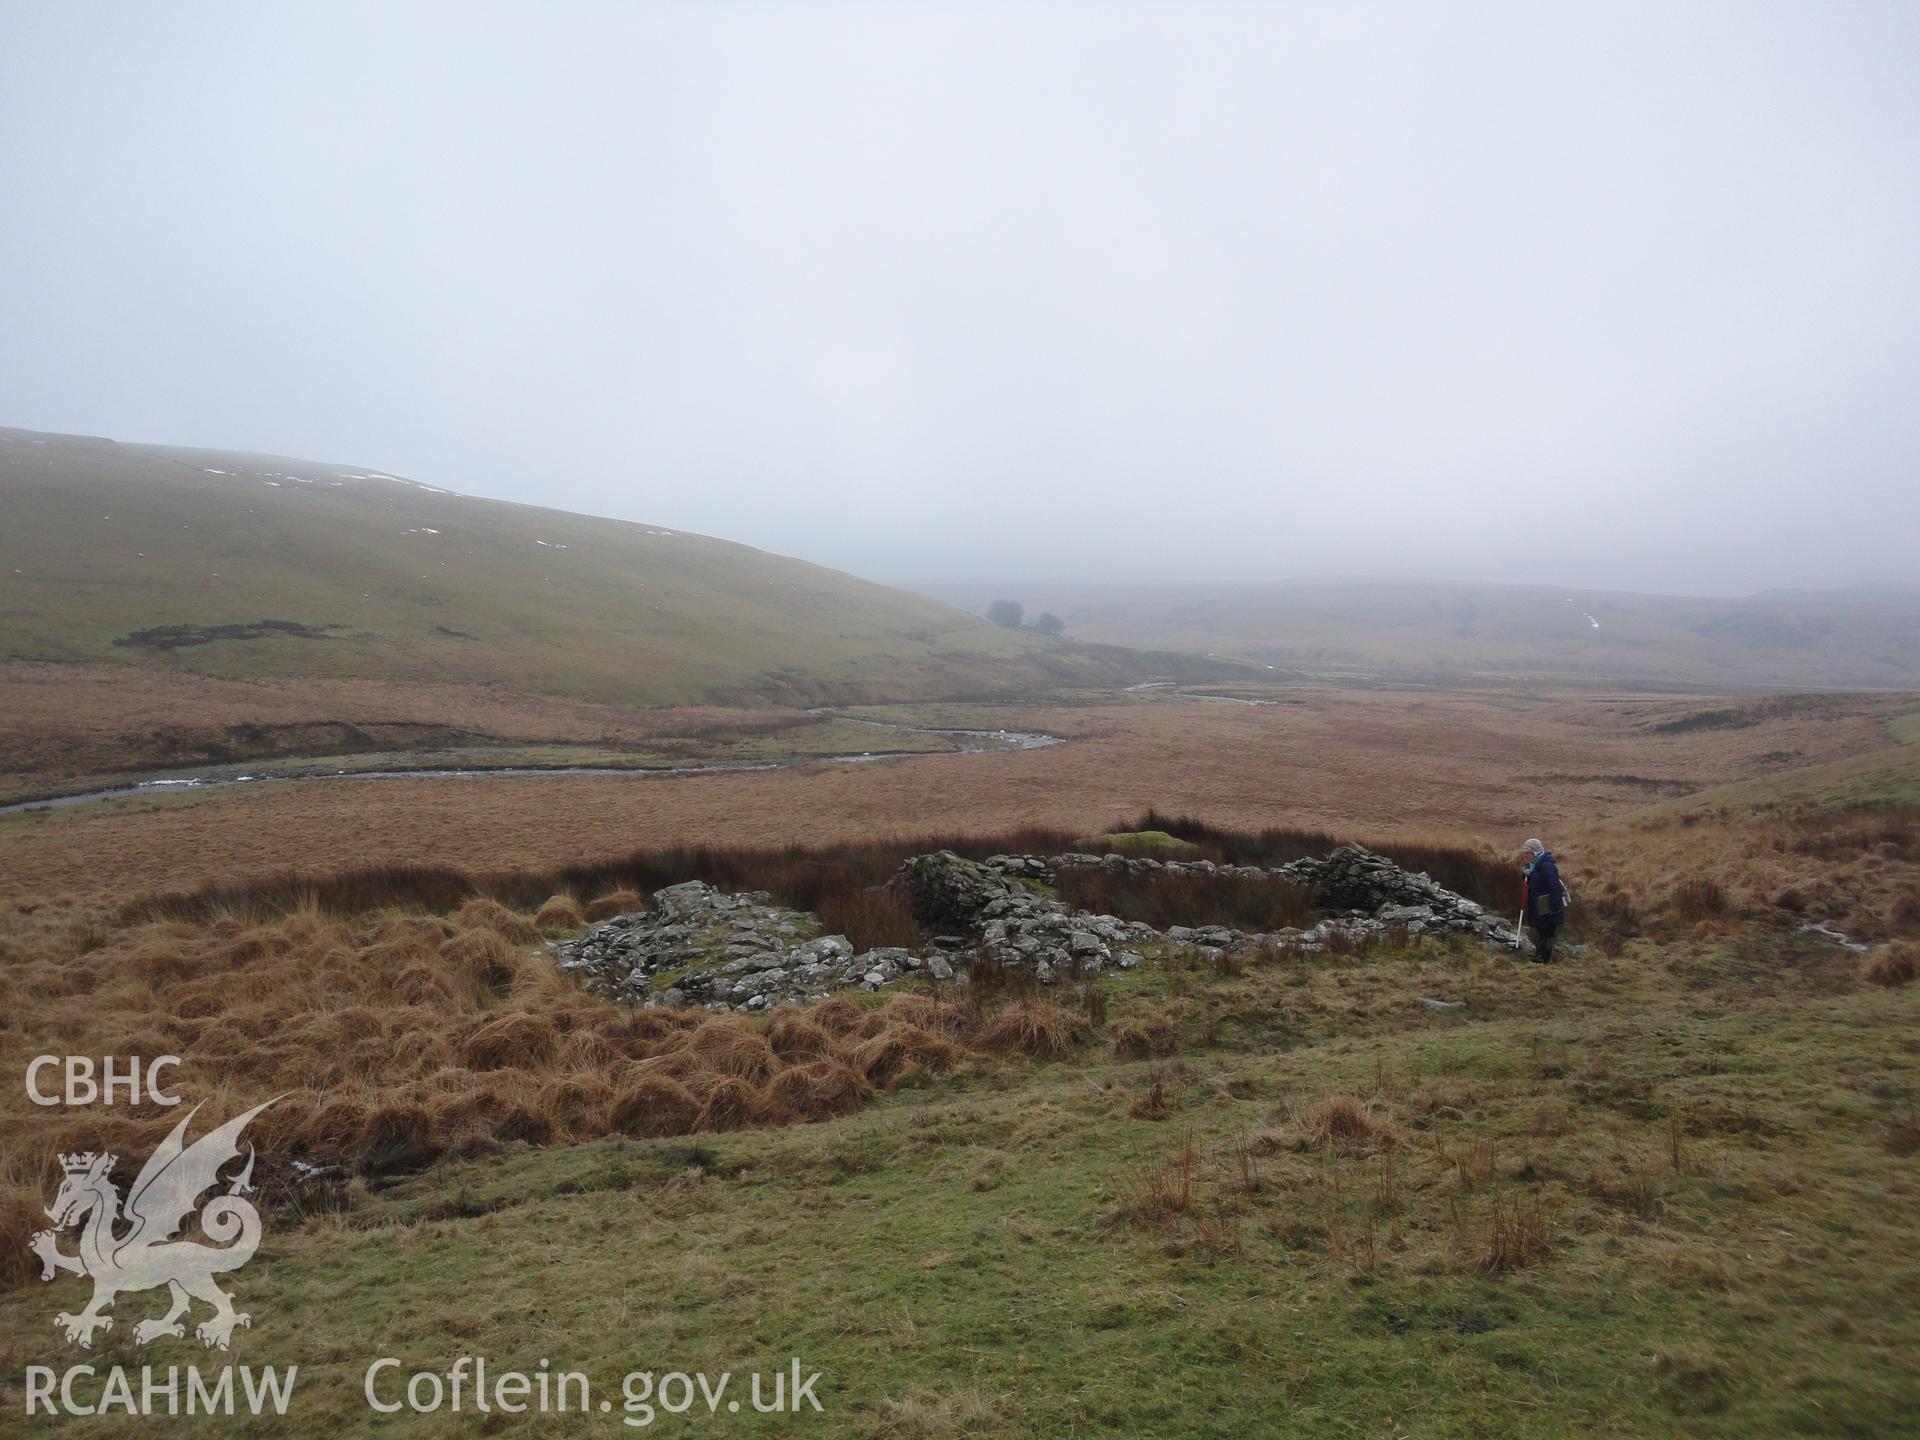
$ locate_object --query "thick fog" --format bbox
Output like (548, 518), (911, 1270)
(2, 2), (1916, 596)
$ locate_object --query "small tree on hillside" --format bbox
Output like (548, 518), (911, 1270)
(987, 599), (1024, 629)
(1032, 612), (1065, 637)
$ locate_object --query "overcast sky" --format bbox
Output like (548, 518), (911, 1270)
(3, 2), (1916, 596)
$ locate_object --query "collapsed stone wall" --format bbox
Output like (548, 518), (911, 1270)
(553, 844), (1520, 1012)
(553, 879), (955, 1012)
(897, 850), (1155, 983)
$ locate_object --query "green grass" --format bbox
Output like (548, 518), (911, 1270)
(0, 784), (228, 832)
(1634, 709), (1920, 816)
(1659, 742), (1920, 813)
(0, 427), (1240, 707)
(6, 930), (1914, 1437)
(1070, 829), (1207, 858)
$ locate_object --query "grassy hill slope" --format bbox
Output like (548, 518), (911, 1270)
(0, 427), (1225, 706)
(2, 820), (1913, 1436)
(1654, 709), (1920, 813)
(914, 576), (1920, 690)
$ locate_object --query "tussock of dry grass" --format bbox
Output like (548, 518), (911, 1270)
(691, 1075), (764, 1132)
(533, 894), (585, 931)
(1291, 1094), (1399, 1153)
(1130, 1072), (1175, 1120)
(455, 896), (541, 944)
(459, 1011), (561, 1069)
(865, 992), (975, 1040)
(974, 1001), (1088, 1059)
(1115, 1140), (1199, 1228)
(765, 1011), (836, 1061)
(1470, 1187), (1553, 1273)
(1111, 1013), (1178, 1058)
(537, 1073), (615, 1138)
(440, 927), (524, 1002)
(848, 1024), (967, 1087)
(585, 889), (645, 921)
(0, 902), (1087, 1285)
(762, 1060), (872, 1119)
(609, 1076), (699, 1138)
(680, 1021), (780, 1082)
(1670, 877), (1730, 922)
(1864, 941), (1916, 987)
(810, 996), (866, 1035)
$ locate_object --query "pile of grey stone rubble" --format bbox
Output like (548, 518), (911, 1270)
(551, 843), (1520, 1013)
(551, 879), (959, 1013)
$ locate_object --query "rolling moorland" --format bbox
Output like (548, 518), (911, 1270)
(0, 426), (1235, 710)
(1, 685), (1914, 904)
(913, 576), (1920, 691)
(1, 429), (1916, 1436)
(2, 682), (1916, 1436)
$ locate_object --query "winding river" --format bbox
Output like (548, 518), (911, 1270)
(0, 718), (1063, 816)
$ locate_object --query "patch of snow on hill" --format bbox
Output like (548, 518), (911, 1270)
(336, 470), (455, 495)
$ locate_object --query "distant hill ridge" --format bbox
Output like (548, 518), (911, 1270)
(0, 425), (1234, 706)
(910, 575), (1920, 691)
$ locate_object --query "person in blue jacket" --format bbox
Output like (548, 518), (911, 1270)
(1521, 838), (1570, 963)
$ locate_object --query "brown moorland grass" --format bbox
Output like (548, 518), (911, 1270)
(1288, 1093), (1401, 1153)
(1670, 877), (1731, 922)
(1056, 867), (1318, 932)
(7, 794), (1918, 1287)
(5, 687), (1909, 904)
(1111, 1012), (1178, 1058)
(1575, 803), (1920, 941)
(5, 754), (1918, 1435)
(126, 926), (1902, 1433)
(118, 827), (1093, 952)
(975, 1000), (1089, 1059)
(1865, 942), (1916, 987)
(761, 1060), (872, 1120)
(584, 888), (645, 921)
(0, 892), (1096, 1286)
(533, 893), (585, 930)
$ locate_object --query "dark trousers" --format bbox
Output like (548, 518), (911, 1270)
(1530, 923), (1562, 963)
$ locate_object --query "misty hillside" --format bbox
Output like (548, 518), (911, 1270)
(0, 427), (1225, 706)
(913, 577), (1920, 691)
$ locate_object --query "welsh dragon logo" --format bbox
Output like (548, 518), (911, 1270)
(30, 1097), (280, 1350)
